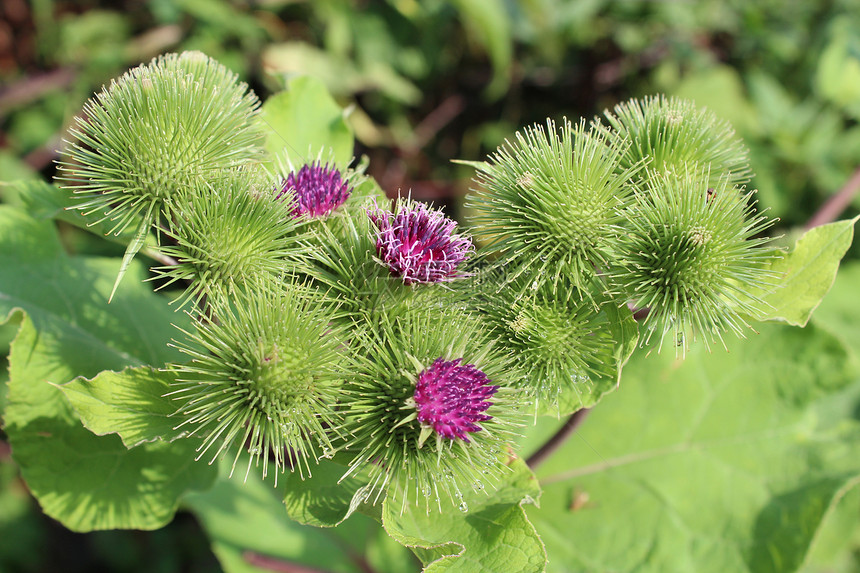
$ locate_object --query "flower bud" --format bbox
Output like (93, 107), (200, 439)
(167, 283), (346, 483)
(58, 51), (263, 235)
(601, 95), (751, 187)
(479, 274), (623, 413)
(152, 169), (307, 309)
(466, 119), (637, 297)
(612, 169), (776, 352)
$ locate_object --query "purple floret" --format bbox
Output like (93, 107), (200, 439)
(413, 358), (498, 442)
(277, 162), (351, 218)
(368, 200), (473, 285)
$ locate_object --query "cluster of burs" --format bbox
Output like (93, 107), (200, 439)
(59, 51), (777, 511)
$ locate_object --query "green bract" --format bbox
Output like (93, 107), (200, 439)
(166, 284), (346, 483)
(479, 274), (622, 412)
(303, 202), (401, 318)
(467, 119), (638, 297)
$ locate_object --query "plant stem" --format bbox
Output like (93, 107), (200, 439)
(526, 408), (590, 470)
(805, 167), (860, 229)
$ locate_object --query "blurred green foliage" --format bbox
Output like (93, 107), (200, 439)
(2, 1), (860, 572)
(3, 0), (860, 227)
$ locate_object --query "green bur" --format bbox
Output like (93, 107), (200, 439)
(57, 51), (265, 300)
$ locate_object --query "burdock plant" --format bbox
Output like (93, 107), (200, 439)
(21, 50), (843, 573)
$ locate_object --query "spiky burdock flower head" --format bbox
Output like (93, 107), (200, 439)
(367, 197), (474, 285)
(276, 161), (352, 218)
(56, 51), (264, 299)
(58, 51), (262, 234)
(414, 358), (498, 441)
(612, 168), (777, 353)
(479, 272), (636, 415)
(600, 95), (751, 187)
(152, 168), (308, 309)
(167, 282), (346, 483)
(338, 307), (522, 513)
(303, 203), (464, 324)
(466, 118), (639, 298)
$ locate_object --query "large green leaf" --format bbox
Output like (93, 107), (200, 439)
(259, 75), (354, 169)
(753, 218), (857, 326)
(58, 367), (183, 448)
(282, 457), (372, 528)
(6, 315), (214, 532)
(801, 261), (860, 572)
(185, 459), (418, 573)
(1, 205), (215, 531)
(383, 456), (547, 572)
(811, 260), (860, 358)
(529, 322), (859, 573)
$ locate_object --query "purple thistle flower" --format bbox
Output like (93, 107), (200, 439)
(413, 358), (498, 442)
(276, 162), (351, 218)
(367, 200), (473, 285)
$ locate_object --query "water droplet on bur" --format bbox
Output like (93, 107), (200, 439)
(458, 501), (469, 512)
(473, 480), (484, 492)
(424, 486), (433, 497)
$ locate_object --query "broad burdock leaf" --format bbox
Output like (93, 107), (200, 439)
(751, 217), (858, 327)
(382, 456), (546, 573)
(477, 273), (639, 415)
(612, 168), (777, 353)
(0, 206), (216, 531)
(58, 367), (184, 448)
(338, 306), (525, 513)
(151, 168), (309, 309)
(812, 260), (860, 354)
(259, 75), (354, 169)
(528, 322), (858, 573)
(167, 282), (348, 484)
(282, 457), (374, 528)
(601, 94), (752, 187)
(185, 456), (418, 573)
(56, 51), (264, 299)
(465, 118), (639, 298)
